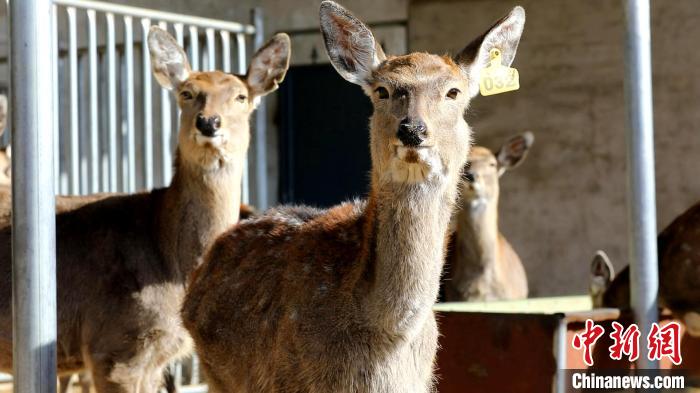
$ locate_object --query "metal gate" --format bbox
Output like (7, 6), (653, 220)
(49, 0), (261, 203)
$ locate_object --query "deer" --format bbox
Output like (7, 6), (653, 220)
(182, 2), (525, 392)
(444, 132), (533, 302)
(590, 200), (700, 337)
(0, 26), (290, 393)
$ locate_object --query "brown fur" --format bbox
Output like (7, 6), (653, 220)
(591, 201), (700, 336)
(182, 3), (525, 392)
(444, 133), (533, 301)
(0, 27), (289, 392)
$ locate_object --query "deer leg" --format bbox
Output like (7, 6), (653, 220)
(59, 375), (73, 393)
(79, 372), (93, 393)
(88, 355), (140, 393)
(139, 367), (169, 393)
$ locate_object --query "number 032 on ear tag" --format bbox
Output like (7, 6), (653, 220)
(479, 48), (520, 96)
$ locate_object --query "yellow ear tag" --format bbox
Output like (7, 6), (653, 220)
(479, 48), (520, 96)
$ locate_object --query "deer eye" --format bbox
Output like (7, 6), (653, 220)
(374, 87), (389, 99)
(236, 94), (247, 103)
(180, 91), (193, 100)
(446, 88), (460, 100)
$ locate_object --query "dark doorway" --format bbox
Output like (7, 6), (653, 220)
(278, 64), (372, 208)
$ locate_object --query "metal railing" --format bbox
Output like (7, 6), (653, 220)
(49, 0), (261, 204)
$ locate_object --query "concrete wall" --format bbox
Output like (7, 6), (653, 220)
(410, 0), (700, 296)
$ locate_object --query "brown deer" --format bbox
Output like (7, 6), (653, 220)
(0, 26), (290, 393)
(444, 132), (533, 301)
(182, 2), (525, 392)
(590, 201), (700, 336)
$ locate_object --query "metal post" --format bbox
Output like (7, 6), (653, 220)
(624, 0), (658, 370)
(252, 7), (268, 210)
(553, 317), (567, 393)
(10, 0), (57, 392)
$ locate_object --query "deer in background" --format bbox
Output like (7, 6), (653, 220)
(182, 2), (525, 392)
(444, 132), (533, 301)
(591, 201), (700, 336)
(0, 26), (290, 393)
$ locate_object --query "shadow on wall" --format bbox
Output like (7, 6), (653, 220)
(278, 64), (372, 208)
(409, 0), (700, 296)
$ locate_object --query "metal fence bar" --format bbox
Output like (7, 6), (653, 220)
(106, 12), (118, 192)
(158, 21), (172, 186)
(141, 18), (153, 190)
(174, 23), (185, 48)
(53, 0), (254, 33)
(87, 9), (99, 193)
(252, 8), (267, 209)
(189, 25), (200, 71)
(10, 0), (58, 391)
(624, 0), (659, 370)
(236, 32), (249, 205)
(78, 53), (88, 194)
(206, 28), (215, 71)
(220, 31), (231, 73)
(67, 7), (80, 195)
(124, 15), (136, 193)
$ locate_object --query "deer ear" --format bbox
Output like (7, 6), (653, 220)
(496, 131), (533, 176)
(148, 26), (191, 90)
(246, 33), (291, 99)
(0, 95), (7, 138)
(590, 250), (614, 308)
(320, 1), (386, 86)
(454, 6), (525, 98)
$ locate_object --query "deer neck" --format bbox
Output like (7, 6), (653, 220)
(456, 196), (500, 270)
(366, 167), (460, 337)
(159, 150), (243, 281)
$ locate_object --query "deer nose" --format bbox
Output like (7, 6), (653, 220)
(195, 113), (221, 137)
(397, 119), (427, 147)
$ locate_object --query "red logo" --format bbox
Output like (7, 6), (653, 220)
(647, 322), (682, 365)
(572, 320), (684, 366)
(572, 319), (605, 366)
(609, 322), (640, 362)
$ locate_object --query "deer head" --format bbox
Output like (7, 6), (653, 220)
(461, 131), (533, 210)
(320, 1), (526, 186)
(148, 27), (290, 173)
(589, 250), (615, 308)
